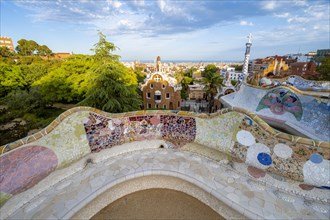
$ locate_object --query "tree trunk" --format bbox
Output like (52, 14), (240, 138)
(208, 95), (214, 113)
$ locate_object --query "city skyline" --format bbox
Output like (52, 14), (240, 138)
(1, 0), (329, 61)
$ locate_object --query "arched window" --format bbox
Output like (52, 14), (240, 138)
(154, 90), (161, 103)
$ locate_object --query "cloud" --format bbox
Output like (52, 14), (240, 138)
(261, 1), (278, 11)
(240, 20), (254, 26)
(274, 12), (290, 18)
(13, 0), (266, 36)
(11, 0), (329, 54)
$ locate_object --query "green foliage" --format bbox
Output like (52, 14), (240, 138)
(21, 63), (50, 86)
(38, 45), (53, 56)
(173, 71), (184, 82)
(231, 80), (238, 86)
(180, 77), (193, 100)
(0, 63), (26, 97)
(0, 47), (14, 58)
(202, 70), (224, 113)
(79, 61), (142, 113)
(4, 88), (48, 112)
(181, 89), (188, 100)
(0, 34), (144, 144)
(91, 31), (120, 61)
(17, 55), (43, 65)
(202, 64), (219, 77)
(16, 39), (52, 56)
(317, 57), (330, 80)
(233, 64), (243, 71)
(33, 55), (97, 103)
(184, 67), (197, 78)
(134, 69), (146, 84)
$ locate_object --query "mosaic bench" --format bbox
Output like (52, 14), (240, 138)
(221, 83), (330, 141)
(0, 107), (329, 216)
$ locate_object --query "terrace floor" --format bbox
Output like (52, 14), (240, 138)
(2, 141), (329, 220)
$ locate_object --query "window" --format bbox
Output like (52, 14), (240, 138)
(148, 104), (151, 109)
(156, 104), (159, 108)
(163, 105), (167, 109)
(154, 90), (161, 102)
(166, 93), (170, 99)
(178, 101), (180, 107)
(150, 84), (154, 89)
(162, 84), (166, 89)
(147, 92), (151, 99)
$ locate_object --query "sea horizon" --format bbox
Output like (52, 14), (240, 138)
(121, 59), (244, 64)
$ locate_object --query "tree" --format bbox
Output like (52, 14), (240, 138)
(233, 64), (243, 71)
(202, 64), (219, 77)
(33, 54), (97, 103)
(79, 61), (141, 113)
(16, 39), (39, 56)
(202, 70), (224, 113)
(181, 77), (193, 100)
(317, 57), (330, 81)
(184, 67), (196, 78)
(0, 46), (14, 58)
(16, 39), (52, 56)
(21, 62), (51, 88)
(91, 31), (120, 61)
(5, 87), (47, 113)
(0, 63), (26, 97)
(38, 45), (53, 56)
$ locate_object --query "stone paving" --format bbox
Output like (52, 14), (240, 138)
(2, 146), (329, 220)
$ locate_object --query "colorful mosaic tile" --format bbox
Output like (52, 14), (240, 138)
(84, 113), (196, 152)
(160, 115), (196, 147)
(0, 145), (58, 195)
(231, 117), (330, 186)
(286, 75), (330, 91)
(195, 112), (244, 152)
(33, 111), (91, 168)
(256, 88), (303, 120)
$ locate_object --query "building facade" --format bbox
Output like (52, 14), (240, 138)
(290, 62), (317, 79)
(188, 83), (205, 100)
(252, 56), (289, 77)
(141, 73), (182, 110)
(0, 37), (15, 51)
(140, 57), (182, 110)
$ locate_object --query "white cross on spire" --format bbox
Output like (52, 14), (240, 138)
(155, 75), (162, 82)
(247, 33), (252, 44)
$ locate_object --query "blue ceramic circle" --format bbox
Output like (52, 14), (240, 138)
(310, 153), (323, 164)
(257, 153), (272, 166)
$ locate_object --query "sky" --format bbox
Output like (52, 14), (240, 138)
(1, 0), (329, 61)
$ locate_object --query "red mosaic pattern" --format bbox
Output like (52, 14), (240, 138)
(160, 115), (196, 148)
(0, 145), (58, 195)
(84, 113), (196, 152)
(247, 166), (266, 178)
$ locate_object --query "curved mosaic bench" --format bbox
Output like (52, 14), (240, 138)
(0, 107), (329, 211)
(275, 75), (330, 92)
(221, 83), (330, 141)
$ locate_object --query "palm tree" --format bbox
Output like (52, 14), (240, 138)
(202, 71), (224, 113)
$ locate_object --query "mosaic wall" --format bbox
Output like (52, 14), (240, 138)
(221, 83), (329, 142)
(231, 116), (330, 187)
(286, 76), (330, 91)
(83, 113), (196, 152)
(0, 145), (58, 206)
(33, 111), (91, 168)
(0, 107), (329, 208)
(256, 88), (303, 120)
(195, 112), (244, 152)
(300, 99), (330, 142)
